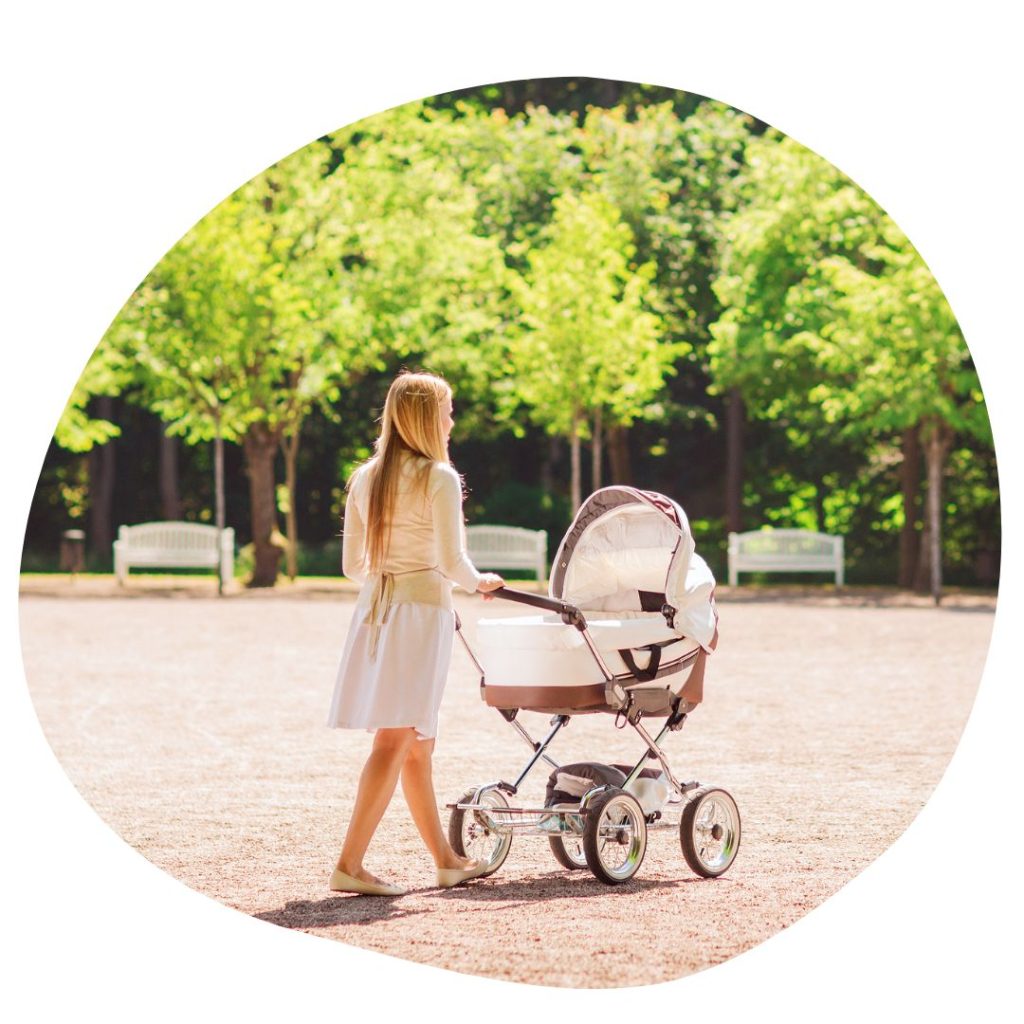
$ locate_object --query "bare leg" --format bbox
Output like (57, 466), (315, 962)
(400, 738), (479, 870)
(336, 727), (418, 882)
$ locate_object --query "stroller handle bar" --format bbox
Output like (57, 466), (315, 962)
(492, 586), (587, 630)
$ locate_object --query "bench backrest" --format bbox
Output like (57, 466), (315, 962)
(118, 522), (231, 551)
(730, 529), (841, 560)
(466, 525), (547, 576)
(728, 529), (843, 584)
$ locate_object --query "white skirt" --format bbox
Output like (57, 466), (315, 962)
(326, 584), (456, 740)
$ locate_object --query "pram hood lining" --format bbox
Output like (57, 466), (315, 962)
(550, 487), (717, 650)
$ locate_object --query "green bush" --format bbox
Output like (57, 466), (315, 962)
(296, 539), (342, 576)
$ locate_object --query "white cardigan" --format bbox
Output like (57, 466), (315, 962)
(342, 456), (482, 593)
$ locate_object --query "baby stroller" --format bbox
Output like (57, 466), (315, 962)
(447, 486), (741, 885)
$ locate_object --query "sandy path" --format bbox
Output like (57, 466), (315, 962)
(18, 582), (993, 987)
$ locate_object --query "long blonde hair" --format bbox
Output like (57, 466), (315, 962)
(354, 371), (453, 572)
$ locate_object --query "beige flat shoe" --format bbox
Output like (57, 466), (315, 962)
(329, 868), (405, 896)
(436, 861), (490, 889)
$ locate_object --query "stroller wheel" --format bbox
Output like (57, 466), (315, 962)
(448, 788), (513, 877)
(582, 789), (647, 885)
(679, 787), (741, 877)
(549, 833), (587, 871)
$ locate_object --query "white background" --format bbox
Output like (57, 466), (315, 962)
(3, 2), (1021, 1019)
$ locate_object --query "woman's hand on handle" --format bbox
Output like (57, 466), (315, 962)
(476, 573), (504, 601)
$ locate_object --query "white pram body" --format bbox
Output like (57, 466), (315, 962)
(473, 486), (719, 716)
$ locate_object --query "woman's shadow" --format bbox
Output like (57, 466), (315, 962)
(254, 895), (420, 929)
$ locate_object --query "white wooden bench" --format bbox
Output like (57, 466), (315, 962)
(114, 522), (235, 586)
(728, 529), (844, 586)
(466, 525), (547, 581)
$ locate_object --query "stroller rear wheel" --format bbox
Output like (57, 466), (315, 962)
(582, 788), (647, 885)
(448, 788), (513, 876)
(679, 786), (740, 877)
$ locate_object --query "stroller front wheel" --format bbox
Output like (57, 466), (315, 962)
(548, 833), (588, 870)
(679, 786), (741, 877)
(448, 787), (513, 876)
(582, 788), (647, 885)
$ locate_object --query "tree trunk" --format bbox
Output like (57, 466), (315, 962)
(243, 423), (282, 588)
(88, 395), (116, 563)
(922, 418), (953, 605)
(570, 412), (582, 513)
(591, 407), (603, 493)
(599, 79), (620, 107)
(607, 424), (632, 485)
(898, 426), (921, 589)
(540, 435), (560, 496)
(725, 388), (745, 535)
(913, 515), (932, 594)
(214, 415), (226, 595)
(281, 427), (301, 581)
(158, 426), (181, 521)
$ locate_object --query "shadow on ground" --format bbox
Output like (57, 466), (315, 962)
(254, 873), (708, 930)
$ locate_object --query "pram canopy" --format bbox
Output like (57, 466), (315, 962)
(550, 487), (717, 650)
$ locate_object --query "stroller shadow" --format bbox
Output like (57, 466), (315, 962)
(421, 870), (708, 904)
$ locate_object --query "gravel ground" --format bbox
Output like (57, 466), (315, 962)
(18, 577), (994, 988)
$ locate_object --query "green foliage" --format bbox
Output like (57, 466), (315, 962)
(705, 130), (993, 594)
(29, 84), (999, 590)
(54, 338), (130, 452)
(708, 132), (984, 447)
(581, 101), (751, 337)
(440, 103), (584, 259)
(942, 444), (1001, 580)
(708, 134), (880, 413)
(123, 139), (372, 444)
(54, 460), (90, 520)
(507, 191), (676, 435)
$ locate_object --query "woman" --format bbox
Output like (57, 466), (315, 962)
(326, 371), (504, 896)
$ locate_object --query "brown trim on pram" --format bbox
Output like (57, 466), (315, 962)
(483, 683), (608, 711)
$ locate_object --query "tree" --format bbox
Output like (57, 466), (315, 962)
(578, 101), (752, 488)
(708, 134), (895, 543)
(508, 191), (675, 510)
(796, 240), (989, 602)
(118, 140), (366, 586)
(325, 104), (511, 428)
(709, 133), (988, 599)
(101, 110), (509, 586)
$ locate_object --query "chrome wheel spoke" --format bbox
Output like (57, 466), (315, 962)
(594, 801), (644, 877)
(680, 788), (741, 877)
(454, 790), (512, 871)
